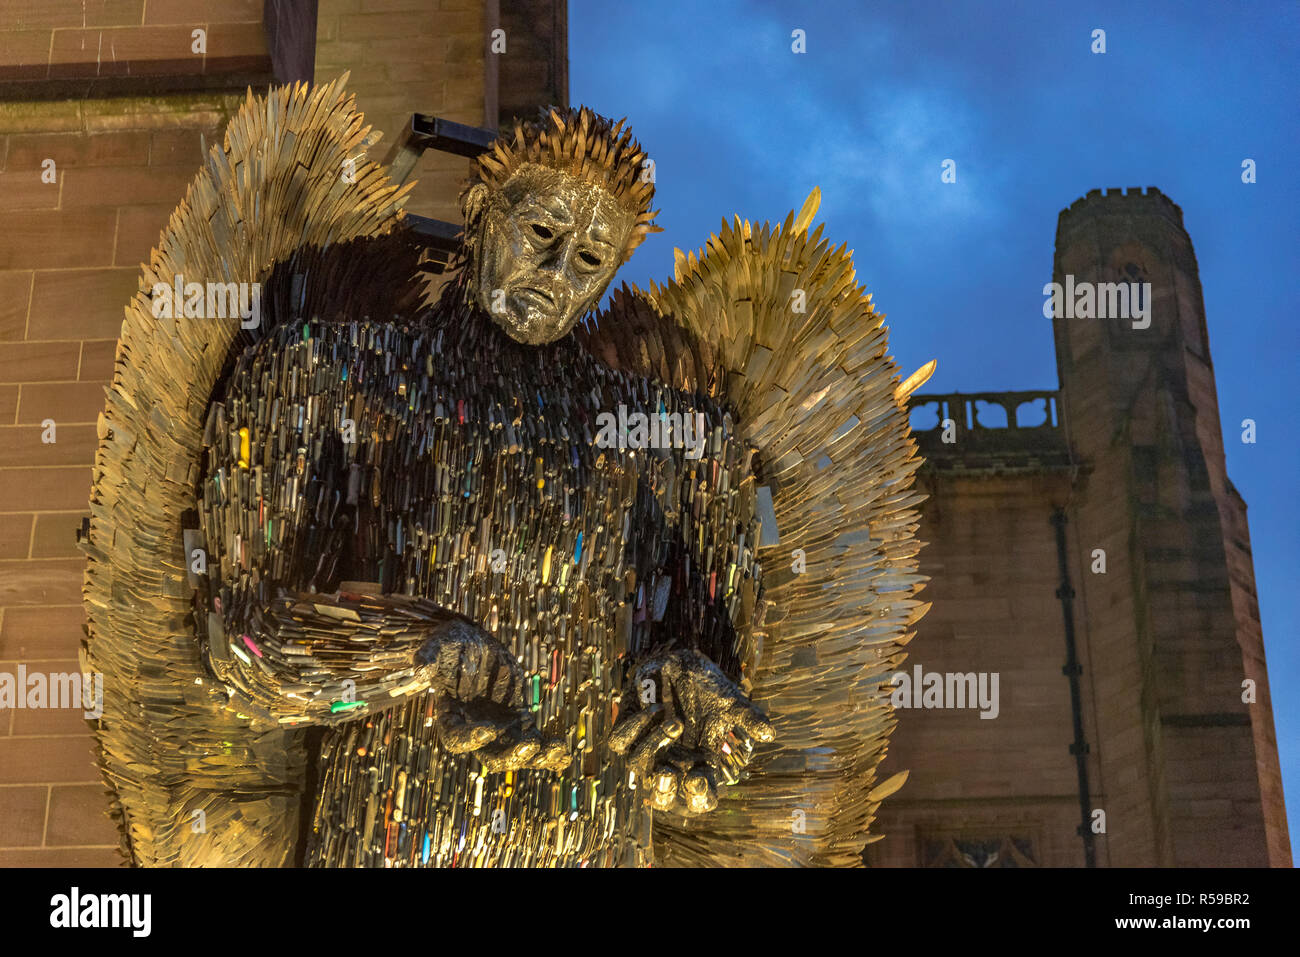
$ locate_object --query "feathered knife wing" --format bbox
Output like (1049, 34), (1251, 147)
(80, 76), (417, 866)
(582, 190), (935, 866)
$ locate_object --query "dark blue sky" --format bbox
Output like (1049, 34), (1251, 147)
(570, 0), (1299, 860)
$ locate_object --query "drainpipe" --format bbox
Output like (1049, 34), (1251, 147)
(1051, 508), (1096, 867)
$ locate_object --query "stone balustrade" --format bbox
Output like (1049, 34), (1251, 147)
(907, 390), (1073, 471)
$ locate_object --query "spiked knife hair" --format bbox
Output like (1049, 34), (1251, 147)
(462, 105), (660, 263)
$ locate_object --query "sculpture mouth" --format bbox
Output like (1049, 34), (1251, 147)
(517, 286), (556, 307)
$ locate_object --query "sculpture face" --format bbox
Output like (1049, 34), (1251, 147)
(472, 163), (635, 345)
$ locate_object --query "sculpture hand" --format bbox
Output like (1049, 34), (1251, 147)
(608, 647), (775, 814)
(415, 620), (569, 772)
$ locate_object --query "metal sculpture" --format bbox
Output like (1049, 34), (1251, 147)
(82, 76), (932, 867)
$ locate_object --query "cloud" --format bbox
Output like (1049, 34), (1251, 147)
(798, 87), (993, 227)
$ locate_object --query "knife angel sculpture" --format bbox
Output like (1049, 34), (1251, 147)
(82, 76), (931, 867)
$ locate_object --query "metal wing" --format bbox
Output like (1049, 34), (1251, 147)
(81, 76), (416, 866)
(582, 188), (935, 866)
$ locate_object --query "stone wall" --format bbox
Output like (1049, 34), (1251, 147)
(870, 189), (1289, 868)
(866, 417), (1099, 867)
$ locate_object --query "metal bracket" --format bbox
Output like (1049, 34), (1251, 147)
(382, 113), (497, 272)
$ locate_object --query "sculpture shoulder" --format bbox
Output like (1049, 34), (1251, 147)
(572, 283), (723, 401)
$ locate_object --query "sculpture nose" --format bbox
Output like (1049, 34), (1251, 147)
(537, 232), (579, 282)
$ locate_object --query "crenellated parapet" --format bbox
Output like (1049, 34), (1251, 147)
(1056, 186), (1186, 239)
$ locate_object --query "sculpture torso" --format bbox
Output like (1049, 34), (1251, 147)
(195, 283), (762, 866)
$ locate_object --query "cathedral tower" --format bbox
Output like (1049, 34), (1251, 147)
(1052, 187), (1288, 866)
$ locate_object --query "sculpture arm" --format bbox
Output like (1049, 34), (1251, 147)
(606, 425), (775, 814)
(201, 585), (563, 768)
(203, 590), (484, 727)
(579, 297), (775, 812)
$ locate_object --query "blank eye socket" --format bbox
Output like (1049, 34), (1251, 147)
(579, 251), (601, 267)
(530, 223), (553, 240)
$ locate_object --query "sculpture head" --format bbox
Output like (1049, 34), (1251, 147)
(460, 107), (659, 344)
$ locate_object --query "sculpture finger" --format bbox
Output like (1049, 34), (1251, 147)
(607, 703), (663, 755)
(528, 735), (572, 772)
(439, 717), (505, 753)
(731, 701), (777, 744)
(435, 694), (509, 753)
(475, 723), (542, 771)
(680, 763), (719, 814)
(487, 645), (526, 709)
(649, 762), (682, 811)
(629, 716), (683, 782)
